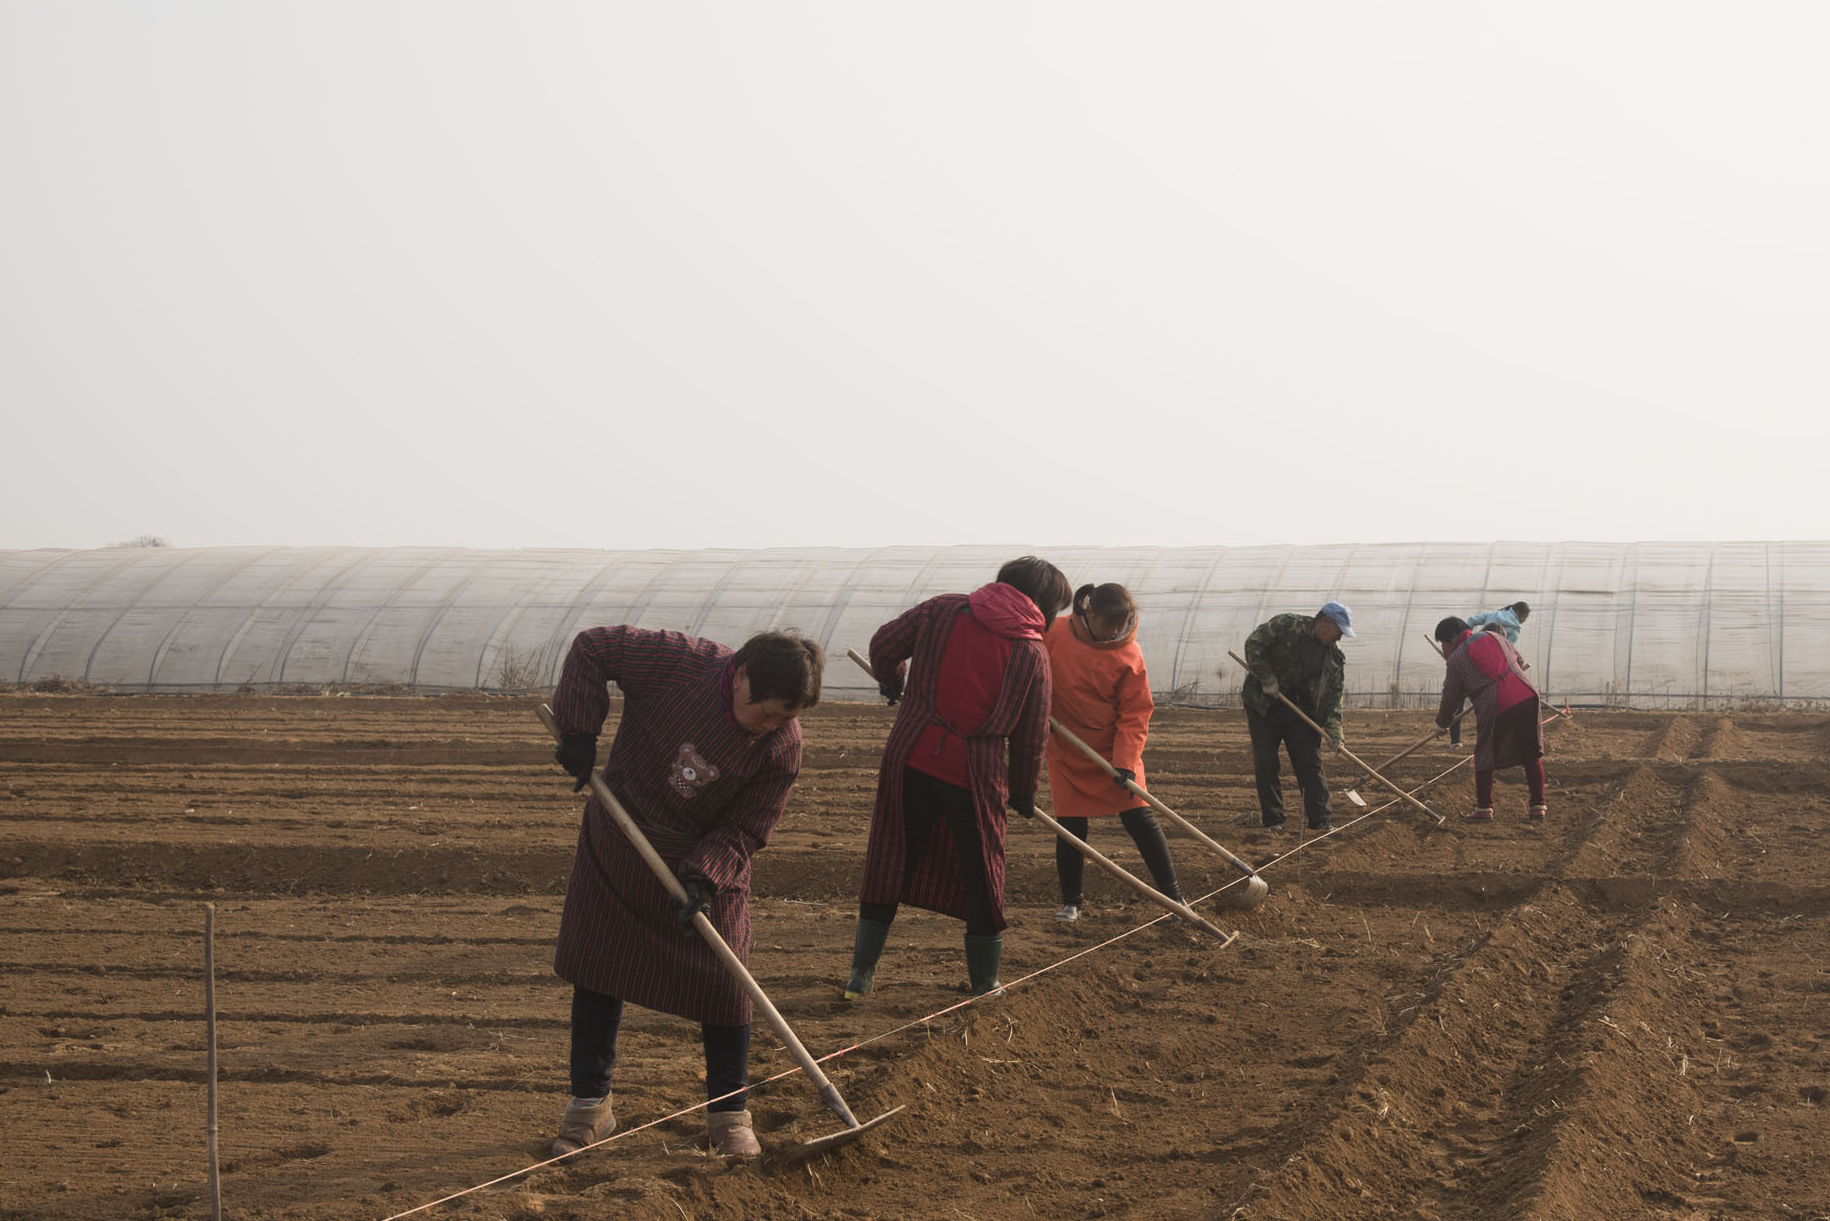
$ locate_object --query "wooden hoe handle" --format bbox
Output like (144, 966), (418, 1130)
(845, 650), (1236, 943)
(536, 704), (864, 1130)
(1225, 651), (1445, 826)
(1048, 717), (1261, 882)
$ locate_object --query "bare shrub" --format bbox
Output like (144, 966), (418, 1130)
(1159, 679), (1203, 707)
(494, 646), (546, 692)
(28, 674), (99, 694)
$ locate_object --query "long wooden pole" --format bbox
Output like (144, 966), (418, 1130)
(1047, 718), (1265, 887)
(844, 650), (1237, 942)
(1358, 705), (1574, 812)
(1226, 650), (1445, 826)
(204, 903), (222, 1221)
(1030, 801), (1237, 941)
(1350, 720), (1459, 788)
(536, 705), (901, 1145)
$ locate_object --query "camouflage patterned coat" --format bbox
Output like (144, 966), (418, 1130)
(1241, 613), (1346, 740)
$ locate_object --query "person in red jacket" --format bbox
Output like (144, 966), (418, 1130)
(1433, 616), (1546, 820)
(547, 626), (823, 1160)
(843, 556), (1072, 1000)
(1043, 582), (1183, 922)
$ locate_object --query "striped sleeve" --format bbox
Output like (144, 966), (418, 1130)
(1436, 654), (1470, 728)
(869, 603), (924, 682)
(552, 626), (692, 737)
(1006, 645), (1051, 799)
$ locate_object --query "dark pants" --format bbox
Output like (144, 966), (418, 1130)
(860, 765), (997, 936)
(568, 986), (751, 1112)
(1246, 703), (1333, 827)
(1055, 808), (1182, 906)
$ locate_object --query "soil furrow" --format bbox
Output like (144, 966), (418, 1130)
(2, 695), (1826, 1220)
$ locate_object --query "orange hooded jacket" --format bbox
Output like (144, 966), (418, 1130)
(1043, 612), (1153, 818)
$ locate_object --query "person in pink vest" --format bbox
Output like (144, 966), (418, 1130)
(1449, 601), (1531, 747)
(1042, 581), (1183, 923)
(1433, 616), (1547, 821)
(843, 556), (1072, 1000)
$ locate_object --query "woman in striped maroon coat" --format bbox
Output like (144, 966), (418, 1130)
(843, 556), (1072, 1000)
(546, 626), (823, 1160)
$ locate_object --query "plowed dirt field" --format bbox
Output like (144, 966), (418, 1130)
(2, 694), (1827, 1221)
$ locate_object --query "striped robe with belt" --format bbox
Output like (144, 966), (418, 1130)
(857, 594), (1050, 931)
(1437, 629), (1543, 772)
(550, 626), (800, 1026)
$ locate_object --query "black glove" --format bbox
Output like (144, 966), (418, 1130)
(1112, 768), (1136, 790)
(554, 732), (598, 792)
(878, 660), (908, 706)
(672, 878), (713, 936)
(1008, 793), (1037, 820)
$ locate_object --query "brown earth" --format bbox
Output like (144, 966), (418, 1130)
(2, 694), (1828, 1221)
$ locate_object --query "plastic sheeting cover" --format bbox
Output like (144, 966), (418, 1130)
(1, 543), (1824, 708)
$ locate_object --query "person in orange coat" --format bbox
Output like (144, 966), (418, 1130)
(1043, 582), (1184, 922)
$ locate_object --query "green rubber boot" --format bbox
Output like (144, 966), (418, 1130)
(843, 917), (892, 1000)
(964, 933), (1004, 998)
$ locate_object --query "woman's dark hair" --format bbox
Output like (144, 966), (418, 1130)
(1073, 582), (1137, 629)
(997, 556), (1073, 621)
(732, 631), (824, 709)
(1512, 601), (1531, 620)
(1435, 616), (1469, 646)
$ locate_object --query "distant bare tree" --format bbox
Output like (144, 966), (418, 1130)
(494, 645), (546, 691)
(110, 534), (171, 548)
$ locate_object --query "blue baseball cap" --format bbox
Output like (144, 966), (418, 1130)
(1318, 601), (1355, 638)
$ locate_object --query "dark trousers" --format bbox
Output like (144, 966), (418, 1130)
(860, 765), (997, 936)
(1055, 808), (1183, 906)
(1246, 703), (1333, 827)
(568, 985), (751, 1112)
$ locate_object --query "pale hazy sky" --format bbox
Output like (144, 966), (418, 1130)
(2, 3), (1825, 552)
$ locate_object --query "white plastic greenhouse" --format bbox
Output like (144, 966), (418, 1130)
(2, 543), (1825, 708)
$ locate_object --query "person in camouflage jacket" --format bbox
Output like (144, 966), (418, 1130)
(1240, 603), (1353, 832)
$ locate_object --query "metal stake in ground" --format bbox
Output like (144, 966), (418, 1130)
(844, 650), (1238, 942)
(535, 704), (903, 1161)
(204, 903), (222, 1221)
(1226, 650), (1445, 826)
(1047, 718), (1269, 911)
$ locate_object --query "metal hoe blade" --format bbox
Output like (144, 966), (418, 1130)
(776, 1104), (907, 1164)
